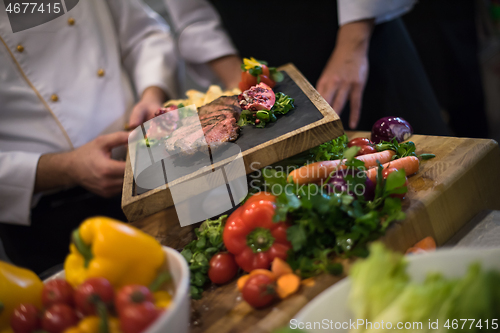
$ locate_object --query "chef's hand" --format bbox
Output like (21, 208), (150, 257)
(66, 131), (129, 197)
(128, 86), (167, 129)
(35, 132), (129, 198)
(316, 20), (374, 129)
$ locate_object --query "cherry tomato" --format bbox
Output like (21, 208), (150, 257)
(260, 64), (270, 77)
(42, 279), (74, 307)
(115, 285), (154, 315)
(119, 302), (160, 333)
(208, 253), (238, 284)
(356, 145), (377, 156)
(10, 304), (40, 333)
(41, 304), (78, 333)
(348, 137), (373, 148)
(241, 274), (276, 308)
(238, 81), (247, 91)
(258, 75), (276, 88)
(240, 71), (258, 91)
(74, 277), (114, 315)
(382, 167), (399, 179)
(382, 167), (408, 199)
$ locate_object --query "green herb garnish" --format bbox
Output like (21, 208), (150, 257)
(180, 215), (227, 299)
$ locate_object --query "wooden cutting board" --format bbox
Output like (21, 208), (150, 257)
(130, 132), (500, 333)
(122, 64), (344, 222)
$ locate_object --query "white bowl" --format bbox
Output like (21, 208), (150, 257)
(46, 246), (190, 333)
(293, 247), (500, 333)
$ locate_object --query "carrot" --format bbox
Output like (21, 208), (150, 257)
(405, 247), (427, 255)
(237, 275), (250, 292)
(289, 150), (395, 185)
(405, 236), (436, 255)
(365, 156), (419, 183)
(276, 273), (301, 299)
(249, 269), (276, 281)
(271, 258), (293, 278)
(414, 236), (436, 251)
(300, 277), (316, 287)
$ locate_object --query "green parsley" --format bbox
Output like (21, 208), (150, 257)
(180, 215), (227, 299)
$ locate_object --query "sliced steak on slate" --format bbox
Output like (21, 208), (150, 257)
(198, 96), (241, 119)
(165, 97), (242, 156)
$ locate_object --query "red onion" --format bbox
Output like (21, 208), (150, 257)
(371, 117), (413, 143)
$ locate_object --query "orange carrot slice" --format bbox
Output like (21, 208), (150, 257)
(414, 236), (436, 251)
(237, 275), (250, 292)
(271, 258), (293, 278)
(276, 273), (301, 299)
(249, 269), (277, 281)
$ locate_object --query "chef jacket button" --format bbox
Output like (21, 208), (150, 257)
(50, 94), (59, 102)
(17, 45), (24, 53)
(68, 18), (75, 26)
(97, 69), (105, 77)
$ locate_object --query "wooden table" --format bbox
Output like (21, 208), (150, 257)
(130, 132), (500, 333)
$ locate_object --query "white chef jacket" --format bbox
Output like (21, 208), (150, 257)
(0, 0), (180, 226)
(163, 0), (238, 87)
(337, 0), (416, 26)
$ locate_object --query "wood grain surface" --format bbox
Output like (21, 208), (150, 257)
(130, 132), (500, 333)
(122, 64), (344, 222)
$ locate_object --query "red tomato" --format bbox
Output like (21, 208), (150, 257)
(119, 302), (160, 333)
(348, 137), (373, 148)
(10, 304), (40, 333)
(41, 304), (78, 333)
(382, 167), (399, 179)
(115, 285), (154, 315)
(240, 71), (258, 91)
(260, 64), (270, 77)
(356, 145), (377, 156)
(258, 75), (276, 88)
(74, 277), (114, 315)
(382, 167), (408, 199)
(42, 279), (74, 307)
(238, 81), (247, 91)
(241, 274), (276, 308)
(208, 253), (238, 284)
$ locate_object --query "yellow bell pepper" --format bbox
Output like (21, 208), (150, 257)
(243, 57), (264, 71)
(63, 316), (122, 333)
(153, 290), (172, 308)
(0, 261), (43, 331)
(64, 217), (164, 288)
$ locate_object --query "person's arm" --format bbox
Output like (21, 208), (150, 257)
(128, 86), (168, 130)
(106, 0), (178, 128)
(316, 19), (374, 129)
(34, 132), (129, 198)
(208, 55), (242, 89)
(317, 0), (416, 129)
(164, 0), (240, 89)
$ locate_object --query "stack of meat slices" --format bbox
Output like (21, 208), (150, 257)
(165, 96), (242, 156)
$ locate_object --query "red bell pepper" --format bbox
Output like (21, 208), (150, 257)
(223, 192), (291, 272)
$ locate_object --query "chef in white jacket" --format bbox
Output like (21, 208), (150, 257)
(0, 0), (240, 273)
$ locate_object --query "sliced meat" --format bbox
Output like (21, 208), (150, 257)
(198, 96), (241, 119)
(165, 97), (242, 156)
